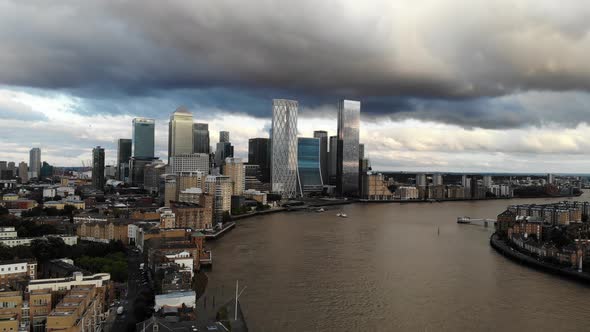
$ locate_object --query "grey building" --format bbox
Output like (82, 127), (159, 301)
(193, 123), (210, 154)
(18, 162), (28, 183)
(132, 118), (155, 158)
(117, 138), (132, 180)
(328, 136), (338, 185)
(297, 137), (323, 195)
(219, 131), (230, 143)
(248, 138), (270, 183)
(313, 131), (329, 187)
(29, 147), (41, 178)
(215, 142), (234, 167)
(92, 146), (105, 190)
(337, 100), (361, 197)
(271, 99), (298, 198)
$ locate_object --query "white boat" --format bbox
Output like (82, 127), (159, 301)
(316, 208), (325, 212)
(336, 212), (348, 218)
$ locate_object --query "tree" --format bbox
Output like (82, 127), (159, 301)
(222, 211), (232, 223)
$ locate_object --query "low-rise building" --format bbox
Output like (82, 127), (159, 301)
(0, 259), (37, 289)
(45, 285), (106, 332)
(28, 272), (110, 293)
(0, 235), (78, 248)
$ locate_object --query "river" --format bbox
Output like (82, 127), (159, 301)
(202, 194), (590, 331)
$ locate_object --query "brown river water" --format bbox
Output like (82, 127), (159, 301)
(202, 194), (590, 331)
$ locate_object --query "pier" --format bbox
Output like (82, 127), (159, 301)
(203, 222), (236, 240)
(457, 217), (496, 227)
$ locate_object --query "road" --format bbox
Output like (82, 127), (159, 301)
(106, 249), (144, 332)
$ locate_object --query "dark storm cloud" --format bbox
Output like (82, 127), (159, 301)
(2, 1), (590, 128)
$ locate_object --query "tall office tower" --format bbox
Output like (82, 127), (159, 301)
(416, 173), (427, 187)
(0, 161), (5, 171)
(170, 153), (210, 174)
(18, 162), (28, 182)
(205, 175), (232, 223)
(193, 123), (210, 154)
(116, 139), (132, 180)
(359, 144), (365, 160)
(219, 131), (230, 143)
(328, 136), (338, 185)
(132, 118), (155, 158)
(547, 173), (555, 184)
(271, 99), (298, 198)
(7, 162), (15, 173)
(29, 148), (41, 178)
(143, 160), (166, 193)
(336, 99), (361, 196)
(92, 146), (105, 190)
(297, 137), (323, 196)
(248, 138), (270, 183)
(432, 173), (443, 186)
(214, 142), (234, 166)
(40, 161), (54, 178)
(168, 107), (194, 162)
(313, 131), (329, 187)
(223, 157), (245, 196)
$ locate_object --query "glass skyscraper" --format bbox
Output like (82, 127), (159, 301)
(248, 138), (270, 183)
(132, 118), (155, 158)
(193, 123), (210, 154)
(313, 131), (328, 187)
(168, 107), (194, 162)
(271, 99), (298, 198)
(117, 138), (132, 180)
(92, 146), (105, 190)
(297, 137), (323, 195)
(29, 147), (41, 178)
(337, 99), (361, 196)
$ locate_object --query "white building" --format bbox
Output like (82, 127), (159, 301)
(0, 227), (18, 239)
(169, 153), (210, 174)
(0, 260), (37, 281)
(128, 224), (138, 245)
(0, 235), (78, 247)
(28, 272), (110, 292)
(432, 174), (443, 186)
(397, 186), (419, 200)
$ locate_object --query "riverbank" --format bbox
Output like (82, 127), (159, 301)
(360, 193), (583, 204)
(490, 232), (590, 284)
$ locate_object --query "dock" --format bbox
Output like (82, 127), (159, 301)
(203, 222), (236, 240)
(457, 217), (496, 227)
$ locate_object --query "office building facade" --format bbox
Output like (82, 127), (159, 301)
(328, 136), (338, 185)
(193, 123), (210, 154)
(297, 138), (323, 195)
(219, 131), (230, 143)
(132, 118), (155, 158)
(92, 146), (105, 190)
(271, 99), (298, 198)
(18, 162), (28, 183)
(223, 157), (245, 196)
(313, 131), (329, 187)
(29, 148), (41, 179)
(248, 138), (270, 183)
(117, 138), (132, 180)
(168, 107), (194, 162)
(337, 100), (361, 196)
(170, 153), (210, 174)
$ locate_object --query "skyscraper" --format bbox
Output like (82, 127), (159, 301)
(117, 138), (132, 180)
(297, 137), (323, 195)
(92, 146), (105, 190)
(328, 136), (338, 185)
(337, 99), (361, 196)
(219, 131), (230, 143)
(168, 107), (194, 162)
(18, 162), (28, 183)
(313, 131), (328, 186)
(29, 148), (41, 179)
(248, 138), (270, 183)
(132, 118), (155, 158)
(271, 99), (298, 198)
(193, 123), (210, 154)
(214, 142), (234, 167)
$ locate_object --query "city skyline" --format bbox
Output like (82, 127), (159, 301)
(3, 2), (590, 172)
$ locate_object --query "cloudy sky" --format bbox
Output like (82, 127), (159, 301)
(2, 0), (590, 172)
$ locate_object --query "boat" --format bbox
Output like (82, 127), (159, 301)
(316, 208), (325, 213)
(336, 212), (348, 218)
(457, 217), (471, 224)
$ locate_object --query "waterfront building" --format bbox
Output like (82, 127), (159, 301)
(244, 164), (271, 192)
(248, 138), (271, 183)
(171, 196), (214, 230)
(416, 173), (427, 187)
(92, 146), (105, 190)
(193, 123), (210, 154)
(297, 137), (323, 195)
(328, 135), (338, 185)
(168, 107), (194, 162)
(18, 162), (28, 183)
(313, 131), (329, 185)
(359, 143), (365, 160)
(483, 175), (493, 188)
(396, 186), (419, 200)
(116, 138), (132, 180)
(361, 173), (394, 200)
(170, 153), (209, 174)
(271, 99), (298, 199)
(223, 157), (245, 196)
(205, 175), (232, 223)
(337, 99), (361, 197)
(432, 173), (443, 186)
(132, 118), (155, 158)
(29, 148), (41, 179)
(243, 189), (268, 205)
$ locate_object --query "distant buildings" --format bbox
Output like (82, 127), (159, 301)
(297, 137), (323, 195)
(223, 157), (245, 196)
(214, 131), (234, 167)
(92, 146), (105, 190)
(132, 117), (155, 158)
(313, 131), (329, 185)
(193, 123), (210, 154)
(271, 99), (298, 199)
(18, 161), (28, 183)
(29, 147), (41, 179)
(116, 138), (132, 181)
(336, 99), (361, 197)
(168, 107), (194, 162)
(169, 153), (209, 174)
